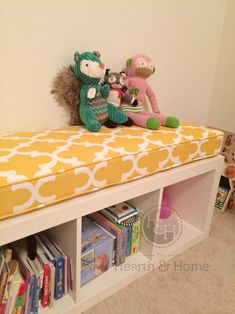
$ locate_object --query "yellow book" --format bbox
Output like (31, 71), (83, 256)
(131, 217), (141, 254)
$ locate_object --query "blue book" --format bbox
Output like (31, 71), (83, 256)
(32, 276), (39, 314)
(28, 260), (43, 314)
(125, 225), (132, 257)
(27, 273), (36, 314)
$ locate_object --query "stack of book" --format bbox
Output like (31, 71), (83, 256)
(0, 233), (73, 314)
(88, 202), (141, 267)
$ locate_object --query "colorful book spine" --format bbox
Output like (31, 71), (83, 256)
(41, 263), (50, 307)
(34, 238), (51, 308)
(32, 276), (40, 314)
(125, 225), (132, 257)
(120, 215), (141, 255)
(48, 237), (68, 295)
(9, 244), (30, 314)
(27, 274), (36, 314)
(48, 263), (55, 308)
(54, 256), (64, 300)
(131, 217), (141, 254)
(13, 280), (27, 314)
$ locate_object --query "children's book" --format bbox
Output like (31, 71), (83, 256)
(0, 251), (9, 306)
(89, 212), (127, 266)
(120, 215), (140, 255)
(26, 257), (42, 314)
(48, 262), (55, 309)
(35, 240), (52, 308)
(5, 270), (23, 314)
(92, 222), (116, 265)
(67, 256), (73, 293)
(10, 242), (36, 314)
(101, 202), (138, 224)
(33, 256), (44, 307)
(215, 186), (230, 211)
(130, 216), (141, 254)
(81, 217), (114, 286)
(119, 222), (132, 257)
(46, 235), (70, 295)
(35, 235), (57, 308)
(12, 278), (27, 314)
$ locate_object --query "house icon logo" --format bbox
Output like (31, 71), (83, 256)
(142, 207), (183, 248)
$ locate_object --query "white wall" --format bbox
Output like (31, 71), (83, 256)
(207, 0), (235, 132)
(0, 0), (227, 132)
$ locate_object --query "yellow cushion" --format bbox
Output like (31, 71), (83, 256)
(0, 122), (223, 220)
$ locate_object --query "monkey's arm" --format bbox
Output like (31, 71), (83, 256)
(146, 85), (160, 113)
(124, 77), (130, 88)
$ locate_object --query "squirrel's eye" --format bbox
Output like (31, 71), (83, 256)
(86, 64), (89, 67)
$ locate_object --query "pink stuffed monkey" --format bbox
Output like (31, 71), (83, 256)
(120, 54), (179, 129)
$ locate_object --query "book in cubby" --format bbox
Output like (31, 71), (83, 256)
(0, 232), (73, 314)
(81, 201), (141, 286)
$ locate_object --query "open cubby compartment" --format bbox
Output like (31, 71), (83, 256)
(1, 219), (80, 314)
(78, 189), (162, 311)
(34, 220), (81, 314)
(153, 169), (222, 261)
(47, 219), (80, 306)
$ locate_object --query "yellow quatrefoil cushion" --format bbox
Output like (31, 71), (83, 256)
(0, 122), (223, 220)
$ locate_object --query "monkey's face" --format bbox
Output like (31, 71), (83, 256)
(135, 58), (155, 79)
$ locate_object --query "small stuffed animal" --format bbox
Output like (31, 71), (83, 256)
(74, 51), (131, 132)
(104, 70), (138, 108)
(123, 54), (180, 130)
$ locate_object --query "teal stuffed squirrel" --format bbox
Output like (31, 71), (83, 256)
(74, 51), (132, 132)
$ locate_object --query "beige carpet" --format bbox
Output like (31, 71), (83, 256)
(84, 210), (235, 314)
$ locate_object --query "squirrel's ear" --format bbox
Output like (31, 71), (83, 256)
(152, 66), (155, 74)
(105, 69), (110, 76)
(126, 58), (132, 67)
(93, 51), (101, 57)
(74, 52), (80, 62)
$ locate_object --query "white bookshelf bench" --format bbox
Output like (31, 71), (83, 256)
(0, 154), (224, 314)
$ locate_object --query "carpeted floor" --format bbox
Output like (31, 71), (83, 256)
(84, 210), (235, 314)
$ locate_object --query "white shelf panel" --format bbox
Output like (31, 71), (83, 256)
(155, 219), (204, 258)
(40, 294), (75, 314)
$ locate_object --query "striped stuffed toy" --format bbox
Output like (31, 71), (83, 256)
(74, 51), (132, 132)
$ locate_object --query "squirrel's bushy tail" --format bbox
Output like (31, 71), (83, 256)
(51, 65), (82, 125)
